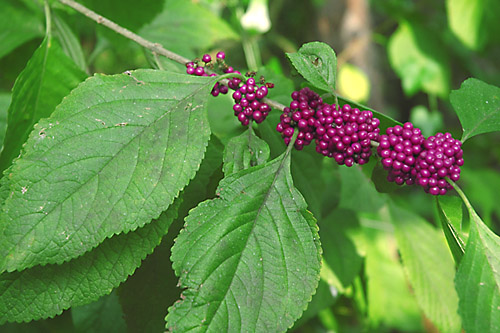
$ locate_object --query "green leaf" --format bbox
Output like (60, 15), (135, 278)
(338, 165), (386, 213)
(222, 128), (270, 176)
(360, 209), (423, 331)
(0, 70), (213, 273)
(0, 93), (11, 148)
(72, 292), (126, 333)
(0, 36), (87, 173)
(52, 11), (87, 72)
(450, 78), (500, 142)
(0, 0), (44, 60)
(0, 199), (179, 323)
(389, 203), (462, 333)
(388, 21), (450, 98)
(320, 209), (362, 291)
(167, 153), (321, 331)
(453, 184), (500, 332)
(436, 195), (466, 264)
(447, 0), (500, 50)
(139, 0), (238, 59)
(371, 161), (400, 193)
(286, 42), (337, 93)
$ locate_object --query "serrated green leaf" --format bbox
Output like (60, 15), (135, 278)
(0, 35), (87, 173)
(0, 199), (179, 324)
(450, 78), (500, 142)
(72, 292), (126, 333)
(286, 42), (337, 93)
(390, 203), (461, 333)
(0, 70), (213, 273)
(140, 0), (238, 59)
(222, 128), (270, 176)
(52, 11), (87, 72)
(0, 0), (44, 60)
(388, 21), (450, 98)
(437, 196), (466, 264)
(454, 185), (500, 332)
(167, 153), (321, 332)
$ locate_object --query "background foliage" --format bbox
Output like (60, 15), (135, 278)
(0, 0), (499, 332)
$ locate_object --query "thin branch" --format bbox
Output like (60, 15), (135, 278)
(58, 0), (190, 65)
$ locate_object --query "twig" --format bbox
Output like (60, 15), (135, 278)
(58, 0), (190, 65)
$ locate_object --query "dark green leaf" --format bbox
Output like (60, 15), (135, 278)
(0, 199), (179, 323)
(370, 161), (400, 193)
(390, 203), (462, 333)
(0, 0), (44, 60)
(0, 70), (213, 273)
(167, 153), (321, 331)
(0, 93), (10, 148)
(140, 0), (238, 59)
(388, 21), (450, 98)
(436, 196), (466, 264)
(454, 187), (500, 332)
(0, 36), (87, 173)
(71, 292), (126, 333)
(222, 128), (270, 176)
(450, 78), (500, 142)
(286, 42), (337, 93)
(338, 166), (386, 213)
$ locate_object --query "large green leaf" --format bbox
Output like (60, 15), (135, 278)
(140, 0), (238, 59)
(286, 42), (337, 93)
(453, 183), (500, 332)
(166, 152), (321, 332)
(447, 0), (500, 50)
(0, 0), (44, 60)
(450, 78), (500, 142)
(0, 199), (179, 323)
(388, 21), (450, 98)
(0, 70), (213, 273)
(390, 203), (461, 333)
(436, 196), (466, 265)
(222, 128), (270, 176)
(0, 36), (87, 173)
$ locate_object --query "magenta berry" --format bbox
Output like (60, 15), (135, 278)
(202, 54), (211, 63)
(216, 51), (225, 60)
(377, 122), (424, 185)
(415, 132), (463, 195)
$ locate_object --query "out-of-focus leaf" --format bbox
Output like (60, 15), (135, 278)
(52, 11), (86, 72)
(72, 292), (126, 333)
(338, 63), (370, 103)
(0, 0), (44, 60)
(140, 0), (238, 59)
(360, 209), (423, 331)
(388, 21), (450, 98)
(390, 203), (462, 332)
(0, 36), (86, 174)
(447, 0), (500, 50)
(450, 78), (500, 142)
(286, 42), (337, 93)
(167, 152), (321, 331)
(409, 105), (443, 137)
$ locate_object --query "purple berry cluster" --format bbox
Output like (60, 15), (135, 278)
(414, 132), (464, 195)
(377, 123), (425, 185)
(186, 51), (273, 126)
(315, 104), (380, 166)
(276, 87), (323, 150)
(232, 77), (270, 126)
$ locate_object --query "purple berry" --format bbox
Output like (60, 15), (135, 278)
(202, 54), (211, 63)
(216, 51), (225, 60)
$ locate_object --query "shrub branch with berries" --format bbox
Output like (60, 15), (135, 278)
(1, 2), (500, 333)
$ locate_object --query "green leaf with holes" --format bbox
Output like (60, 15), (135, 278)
(166, 152), (321, 332)
(286, 42), (337, 93)
(450, 78), (500, 142)
(0, 70), (213, 273)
